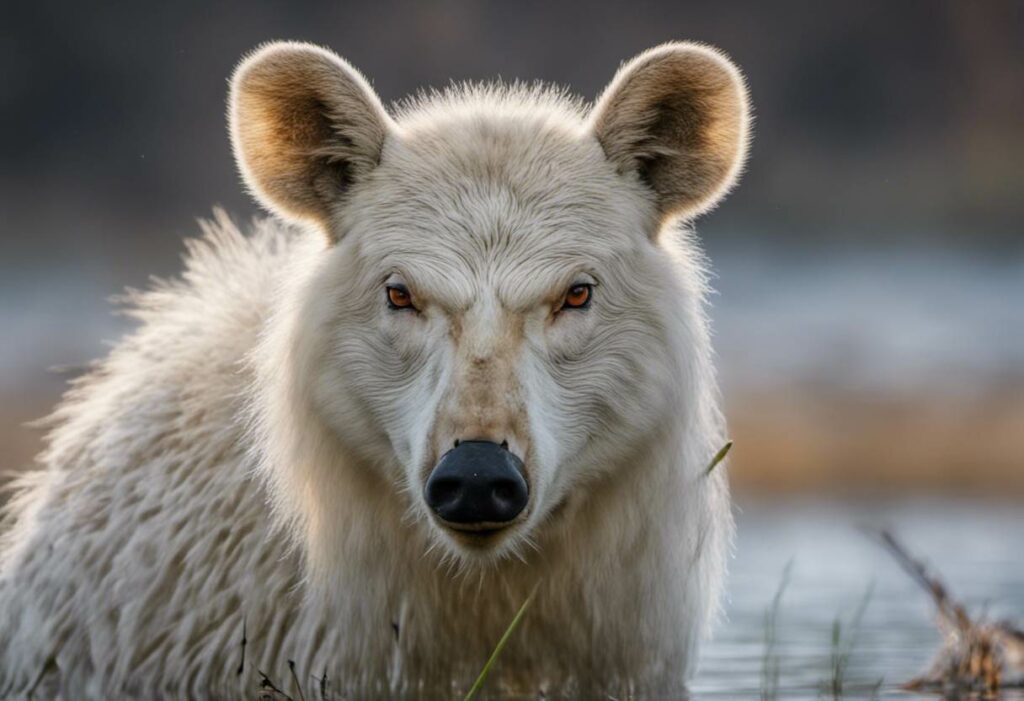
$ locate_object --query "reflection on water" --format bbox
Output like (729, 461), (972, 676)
(694, 499), (1024, 699)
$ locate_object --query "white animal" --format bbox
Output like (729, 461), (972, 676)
(0, 40), (749, 699)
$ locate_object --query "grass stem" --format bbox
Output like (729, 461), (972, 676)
(463, 582), (540, 701)
(705, 441), (733, 477)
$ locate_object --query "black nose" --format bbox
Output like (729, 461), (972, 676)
(425, 441), (529, 525)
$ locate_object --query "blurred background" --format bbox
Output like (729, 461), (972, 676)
(2, 1), (1022, 497)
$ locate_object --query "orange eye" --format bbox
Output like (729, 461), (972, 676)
(386, 284), (414, 310)
(563, 283), (592, 309)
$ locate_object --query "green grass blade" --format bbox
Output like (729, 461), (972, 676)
(760, 560), (793, 701)
(463, 582), (540, 701)
(705, 440), (733, 477)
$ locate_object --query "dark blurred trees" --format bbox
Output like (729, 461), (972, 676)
(2, 0), (1021, 274)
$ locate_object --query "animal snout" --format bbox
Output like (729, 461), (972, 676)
(425, 440), (529, 527)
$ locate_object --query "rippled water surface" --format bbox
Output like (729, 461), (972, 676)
(693, 499), (1024, 699)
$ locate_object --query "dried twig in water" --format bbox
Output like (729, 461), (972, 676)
(876, 530), (1024, 693)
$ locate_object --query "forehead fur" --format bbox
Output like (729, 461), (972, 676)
(343, 84), (656, 305)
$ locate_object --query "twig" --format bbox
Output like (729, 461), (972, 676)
(873, 529), (1024, 693)
(876, 530), (967, 630)
(257, 669), (294, 701)
(237, 616), (247, 676)
(288, 660), (306, 701)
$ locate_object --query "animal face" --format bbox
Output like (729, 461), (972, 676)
(231, 42), (749, 564)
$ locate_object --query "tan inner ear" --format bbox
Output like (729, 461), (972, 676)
(591, 43), (750, 225)
(230, 43), (391, 233)
(237, 91), (343, 220)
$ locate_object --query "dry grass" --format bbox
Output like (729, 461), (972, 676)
(876, 530), (1024, 695)
(727, 385), (1024, 496)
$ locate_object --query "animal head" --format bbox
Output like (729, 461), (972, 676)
(232, 41), (748, 566)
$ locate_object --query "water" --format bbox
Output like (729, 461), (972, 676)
(694, 499), (1024, 699)
(710, 246), (1024, 397)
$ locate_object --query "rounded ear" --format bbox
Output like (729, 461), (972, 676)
(229, 42), (394, 237)
(589, 42), (751, 226)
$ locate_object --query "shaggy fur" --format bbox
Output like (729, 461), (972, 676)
(0, 41), (749, 699)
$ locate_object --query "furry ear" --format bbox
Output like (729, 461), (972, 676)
(229, 42), (393, 235)
(589, 42), (750, 225)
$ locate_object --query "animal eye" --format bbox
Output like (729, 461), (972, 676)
(386, 284), (415, 310)
(562, 283), (593, 310)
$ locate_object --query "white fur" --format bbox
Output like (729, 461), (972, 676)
(0, 44), (742, 699)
